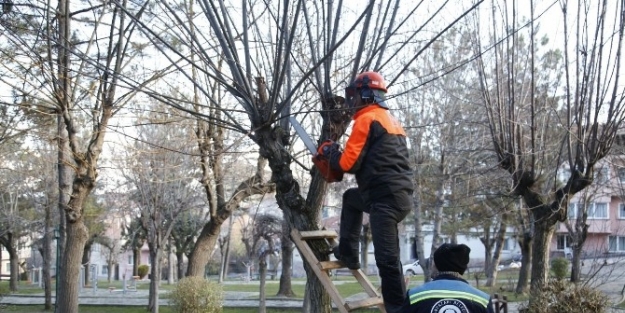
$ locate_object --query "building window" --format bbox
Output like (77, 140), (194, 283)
(102, 265), (108, 275)
(588, 203), (608, 219)
(128, 255), (133, 265)
(619, 168), (625, 183)
(608, 236), (625, 252)
(620, 204), (625, 219)
(556, 235), (572, 250)
(5, 263), (9, 273)
(595, 167), (609, 184)
(502, 238), (514, 251)
(568, 203), (578, 219)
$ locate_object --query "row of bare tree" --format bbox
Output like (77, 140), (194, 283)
(1, 1), (625, 313)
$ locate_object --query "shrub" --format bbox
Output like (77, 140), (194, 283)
(519, 280), (608, 313)
(138, 264), (150, 279)
(551, 257), (569, 280)
(168, 276), (223, 313)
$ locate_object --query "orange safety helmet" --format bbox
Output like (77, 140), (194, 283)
(351, 71), (388, 92)
(345, 71), (389, 110)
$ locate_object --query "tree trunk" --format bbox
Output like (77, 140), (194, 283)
(277, 223), (295, 297)
(107, 260), (113, 283)
(186, 222), (221, 277)
(55, 221), (88, 313)
(133, 248), (140, 276)
(148, 249), (162, 313)
(8, 245), (18, 292)
(529, 217), (555, 297)
(218, 240), (228, 283)
(255, 94), (348, 313)
(515, 232), (532, 294)
(43, 205), (52, 310)
(82, 242), (92, 285)
(301, 262), (331, 313)
(485, 221), (507, 287)
(480, 232), (493, 274)
(56, 115), (71, 292)
(569, 217), (588, 283)
(167, 239), (173, 285)
(259, 255), (267, 313)
(176, 252), (185, 283)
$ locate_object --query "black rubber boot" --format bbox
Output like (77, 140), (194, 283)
(332, 245), (360, 270)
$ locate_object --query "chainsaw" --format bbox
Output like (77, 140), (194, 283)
(290, 116), (344, 182)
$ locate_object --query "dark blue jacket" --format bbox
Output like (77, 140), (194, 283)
(402, 275), (494, 313)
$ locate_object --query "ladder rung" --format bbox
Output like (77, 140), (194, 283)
(299, 230), (338, 240)
(345, 297), (384, 310)
(319, 260), (345, 270)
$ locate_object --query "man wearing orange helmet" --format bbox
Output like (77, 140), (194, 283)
(322, 71), (414, 313)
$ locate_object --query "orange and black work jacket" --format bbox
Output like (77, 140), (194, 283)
(330, 104), (413, 205)
(402, 275), (494, 313)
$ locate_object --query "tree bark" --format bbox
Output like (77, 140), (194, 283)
(107, 260), (113, 283)
(43, 204), (52, 310)
(570, 244), (583, 282)
(277, 222), (295, 297)
(7, 243), (18, 292)
(515, 232), (532, 294)
(187, 223), (221, 277)
(147, 249), (162, 313)
(485, 220), (507, 287)
(529, 216), (555, 295)
(176, 251), (185, 282)
(133, 248), (140, 276)
(167, 239), (173, 284)
(82, 241), (92, 285)
(259, 254), (267, 313)
(55, 221), (88, 313)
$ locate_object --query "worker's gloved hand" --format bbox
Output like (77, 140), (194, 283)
(318, 140), (340, 158)
(320, 140), (342, 172)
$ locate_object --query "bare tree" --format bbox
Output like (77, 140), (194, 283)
(119, 2), (485, 310)
(123, 103), (205, 313)
(254, 214), (282, 313)
(170, 211), (204, 281)
(98, 236), (119, 283)
(474, 0), (625, 298)
(0, 1), (169, 311)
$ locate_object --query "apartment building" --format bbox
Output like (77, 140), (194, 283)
(552, 154), (625, 259)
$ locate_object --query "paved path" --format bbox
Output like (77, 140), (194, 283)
(1, 287), (522, 311)
(4, 258), (625, 312)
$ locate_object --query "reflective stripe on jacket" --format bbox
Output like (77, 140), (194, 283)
(403, 275), (494, 313)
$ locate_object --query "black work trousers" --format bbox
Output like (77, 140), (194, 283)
(338, 188), (410, 313)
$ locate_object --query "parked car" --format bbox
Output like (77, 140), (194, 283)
(402, 260), (420, 276)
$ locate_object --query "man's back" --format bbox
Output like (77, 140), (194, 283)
(403, 275), (493, 313)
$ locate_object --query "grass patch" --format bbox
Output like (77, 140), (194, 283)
(0, 281), (48, 295)
(0, 305), (377, 313)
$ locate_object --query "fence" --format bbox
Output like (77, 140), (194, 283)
(492, 293), (508, 313)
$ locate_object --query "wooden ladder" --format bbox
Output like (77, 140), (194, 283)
(291, 229), (386, 313)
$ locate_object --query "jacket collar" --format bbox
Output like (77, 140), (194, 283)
(352, 104), (384, 120)
(433, 274), (469, 284)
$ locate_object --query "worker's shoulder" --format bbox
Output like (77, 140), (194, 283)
(409, 279), (490, 300)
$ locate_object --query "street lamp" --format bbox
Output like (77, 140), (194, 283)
(54, 227), (60, 310)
